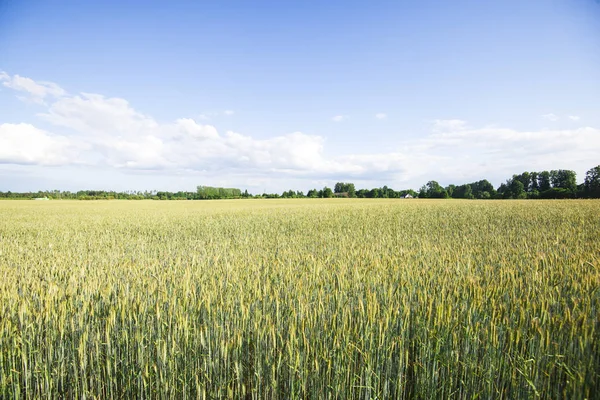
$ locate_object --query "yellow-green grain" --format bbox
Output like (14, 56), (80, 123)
(0, 199), (598, 398)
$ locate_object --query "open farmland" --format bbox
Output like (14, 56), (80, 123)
(0, 199), (599, 398)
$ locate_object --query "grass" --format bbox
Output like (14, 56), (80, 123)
(0, 199), (599, 398)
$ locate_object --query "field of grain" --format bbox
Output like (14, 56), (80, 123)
(0, 199), (598, 398)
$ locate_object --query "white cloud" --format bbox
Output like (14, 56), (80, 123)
(224, 110), (235, 115)
(541, 113), (559, 122)
(1, 73), (600, 190)
(40, 92), (156, 133)
(432, 119), (467, 132)
(176, 118), (219, 140)
(375, 113), (387, 119)
(568, 115), (580, 121)
(0, 123), (79, 165)
(0, 72), (65, 104)
(332, 115), (346, 122)
(414, 124), (600, 184)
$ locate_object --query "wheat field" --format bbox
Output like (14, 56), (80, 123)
(0, 199), (598, 399)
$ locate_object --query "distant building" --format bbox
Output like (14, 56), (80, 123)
(334, 192), (349, 198)
(402, 194), (413, 199)
(33, 197), (49, 201)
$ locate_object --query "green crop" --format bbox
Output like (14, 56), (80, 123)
(0, 199), (598, 398)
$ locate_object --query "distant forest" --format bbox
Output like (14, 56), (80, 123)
(2, 165), (599, 200)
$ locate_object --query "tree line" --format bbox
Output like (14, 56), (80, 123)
(1, 165), (599, 200)
(418, 166), (600, 199)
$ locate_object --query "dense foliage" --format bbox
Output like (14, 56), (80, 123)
(0, 199), (599, 398)
(196, 186), (244, 199)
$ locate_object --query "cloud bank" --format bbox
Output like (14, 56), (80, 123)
(1, 72), (598, 190)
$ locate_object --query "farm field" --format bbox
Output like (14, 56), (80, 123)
(0, 199), (599, 399)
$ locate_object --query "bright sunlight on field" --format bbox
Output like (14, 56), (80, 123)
(0, 199), (599, 398)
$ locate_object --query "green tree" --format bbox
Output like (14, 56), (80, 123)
(518, 172), (532, 192)
(197, 186), (242, 199)
(471, 179), (495, 198)
(508, 179), (526, 199)
(347, 184), (356, 198)
(355, 189), (368, 198)
(446, 184), (456, 197)
(452, 184), (473, 199)
(584, 165), (600, 198)
(551, 170), (577, 193)
(530, 172), (539, 191)
(421, 181), (447, 198)
(538, 171), (551, 191)
(380, 186), (389, 198)
(334, 182), (356, 197)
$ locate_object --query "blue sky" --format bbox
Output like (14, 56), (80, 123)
(1, 0), (599, 193)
